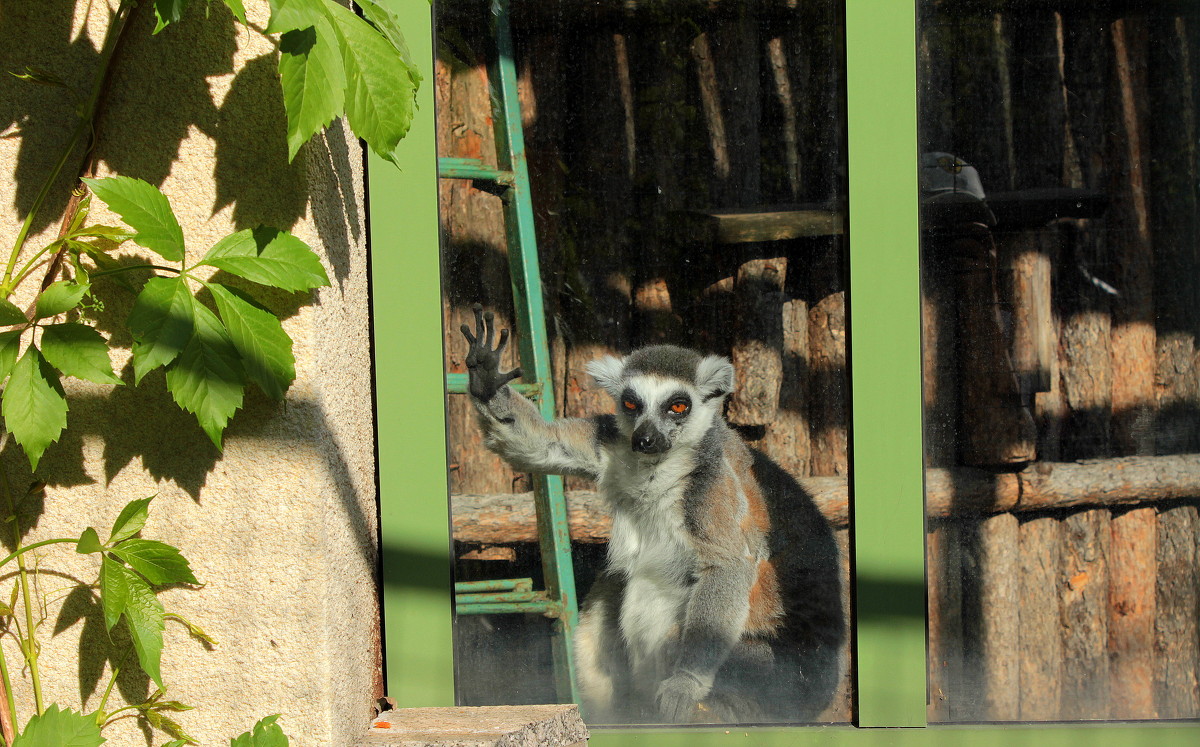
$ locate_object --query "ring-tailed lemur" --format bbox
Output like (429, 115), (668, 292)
(461, 304), (844, 724)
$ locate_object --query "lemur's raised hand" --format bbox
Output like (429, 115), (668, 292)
(461, 307), (844, 725)
(461, 304), (522, 404)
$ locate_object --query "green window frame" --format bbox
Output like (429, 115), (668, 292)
(369, 1), (1198, 743)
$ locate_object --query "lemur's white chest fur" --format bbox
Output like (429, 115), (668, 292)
(600, 447), (698, 673)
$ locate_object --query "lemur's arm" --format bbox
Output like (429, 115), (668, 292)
(656, 551), (756, 721)
(462, 305), (610, 480)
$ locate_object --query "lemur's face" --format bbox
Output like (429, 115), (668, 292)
(614, 375), (721, 457)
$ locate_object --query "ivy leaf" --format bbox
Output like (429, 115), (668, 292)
(41, 323), (122, 385)
(230, 715), (288, 747)
(279, 15), (345, 161)
(198, 227), (329, 292)
(2, 347), (68, 471)
(266, 0), (325, 34)
(128, 277), (195, 383)
(161, 741), (189, 747)
(355, 0), (418, 75)
(110, 539), (198, 586)
(0, 330), (23, 381)
(110, 496), (155, 545)
(121, 564), (167, 688)
(12, 704), (105, 747)
(143, 709), (197, 746)
(152, 0), (189, 33)
(0, 298), (28, 326)
(99, 555), (129, 631)
(82, 177), (185, 262)
(164, 302), (245, 449)
(222, 0), (247, 24)
(324, 0), (420, 164)
(76, 527), (104, 555)
(209, 283), (295, 400)
(68, 225), (137, 243)
(35, 281), (90, 319)
(166, 612), (219, 646)
(9, 65), (70, 90)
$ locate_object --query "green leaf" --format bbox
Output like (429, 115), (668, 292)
(0, 330), (23, 381)
(165, 302), (245, 449)
(165, 612), (219, 645)
(0, 298), (28, 326)
(68, 225), (137, 243)
(222, 0), (247, 24)
(110, 496), (155, 544)
(76, 527), (104, 554)
(34, 281), (90, 319)
(209, 284), (295, 400)
(12, 704), (105, 747)
(279, 15), (345, 161)
(2, 347), (68, 471)
(120, 564), (166, 688)
(230, 715), (288, 747)
(162, 741), (189, 747)
(324, 0), (420, 163)
(355, 0), (417, 70)
(143, 709), (197, 745)
(110, 539), (198, 586)
(82, 177), (185, 262)
(266, 0), (324, 34)
(128, 277), (194, 383)
(40, 323), (122, 385)
(99, 556), (129, 631)
(9, 65), (70, 89)
(198, 227), (329, 292)
(153, 0), (189, 33)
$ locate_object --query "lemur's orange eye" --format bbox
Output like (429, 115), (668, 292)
(670, 402), (689, 414)
(623, 400), (637, 411)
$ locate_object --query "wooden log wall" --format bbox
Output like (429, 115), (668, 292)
(436, 0), (853, 720)
(921, 0), (1200, 723)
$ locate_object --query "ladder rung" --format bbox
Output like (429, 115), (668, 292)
(455, 578), (533, 593)
(446, 372), (541, 399)
(438, 157), (515, 186)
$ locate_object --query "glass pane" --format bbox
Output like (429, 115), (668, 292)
(919, 0), (1200, 722)
(434, 0), (853, 726)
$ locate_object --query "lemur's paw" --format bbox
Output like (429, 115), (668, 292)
(460, 303), (522, 402)
(655, 671), (710, 723)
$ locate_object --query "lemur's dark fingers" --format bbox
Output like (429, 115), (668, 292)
(471, 304), (485, 341)
(495, 328), (510, 356)
(501, 367), (522, 386)
(460, 323), (476, 345)
(483, 310), (496, 350)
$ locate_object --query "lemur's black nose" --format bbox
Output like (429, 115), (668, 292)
(632, 424), (669, 454)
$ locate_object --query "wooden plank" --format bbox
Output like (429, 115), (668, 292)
(672, 205), (844, 246)
(926, 520), (963, 722)
(1108, 506), (1157, 719)
(1019, 515), (1063, 721)
(1059, 509), (1111, 719)
(1154, 503), (1200, 718)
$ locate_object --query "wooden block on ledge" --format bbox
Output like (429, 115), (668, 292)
(360, 705), (588, 747)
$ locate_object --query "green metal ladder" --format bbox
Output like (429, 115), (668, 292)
(438, 0), (580, 705)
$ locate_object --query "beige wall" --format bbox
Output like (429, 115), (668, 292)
(0, 2), (379, 744)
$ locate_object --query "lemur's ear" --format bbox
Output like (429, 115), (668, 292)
(586, 355), (625, 395)
(696, 355), (735, 401)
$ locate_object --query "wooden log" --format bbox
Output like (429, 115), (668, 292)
(1018, 515), (1063, 721)
(1108, 506), (1157, 719)
(1001, 230), (1054, 396)
(1108, 16), (1157, 457)
(450, 456), (1200, 543)
(673, 206), (844, 245)
(761, 298), (811, 477)
(962, 513), (1020, 721)
(1059, 508), (1111, 719)
(727, 258), (786, 425)
(1154, 502), (1200, 718)
(808, 288), (847, 477)
(926, 520), (962, 722)
(921, 241), (959, 468)
(816, 527), (853, 724)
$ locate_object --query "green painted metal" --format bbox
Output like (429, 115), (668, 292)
(483, 0), (580, 704)
(438, 156), (516, 185)
(846, 0), (927, 728)
(455, 578), (533, 593)
(457, 600), (563, 617)
(456, 590), (544, 605)
(371, 0), (454, 708)
(444, 372), (541, 398)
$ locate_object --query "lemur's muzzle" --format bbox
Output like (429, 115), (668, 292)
(632, 422), (670, 454)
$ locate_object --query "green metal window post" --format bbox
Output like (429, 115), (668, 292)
(371, 0), (1200, 743)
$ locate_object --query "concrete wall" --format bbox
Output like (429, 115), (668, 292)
(0, 2), (379, 744)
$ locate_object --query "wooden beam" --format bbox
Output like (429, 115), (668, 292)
(672, 204), (844, 246)
(451, 454), (1200, 543)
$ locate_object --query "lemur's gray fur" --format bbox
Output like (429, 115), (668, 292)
(462, 305), (844, 724)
